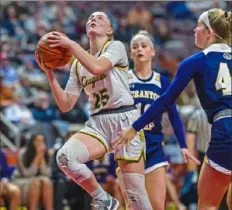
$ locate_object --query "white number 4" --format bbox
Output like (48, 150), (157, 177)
(215, 63), (232, 96)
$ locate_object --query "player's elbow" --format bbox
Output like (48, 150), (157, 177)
(90, 65), (107, 75)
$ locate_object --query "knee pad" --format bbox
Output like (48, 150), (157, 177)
(56, 138), (92, 182)
(122, 173), (152, 210)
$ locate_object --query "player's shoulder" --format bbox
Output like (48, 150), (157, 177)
(182, 51), (206, 65)
(153, 71), (162, 82)
(202, 43), (231, 56)
(179, 51), (206, 72)
(107, 40), (125, 48)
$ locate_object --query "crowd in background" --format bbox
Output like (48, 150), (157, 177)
(0, 1), (229, 210)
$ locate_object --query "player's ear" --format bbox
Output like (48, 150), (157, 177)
(107, 27), (113, 37)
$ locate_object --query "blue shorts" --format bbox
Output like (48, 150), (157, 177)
(145, 143), (169, 174)
(206, 117), (232, 175)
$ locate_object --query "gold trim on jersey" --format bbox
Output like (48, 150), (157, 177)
(99, 40), (113, 56)
(116, 167), (121, 176)
(99, 40), (129, 71)
(115, 64), (129, 71)
(204, 155), (209, 164)
(78, 130), (109, 152)
(138, 130), (145, 142)
(76, 60), (80, 73)
(116, 148), (145, 163)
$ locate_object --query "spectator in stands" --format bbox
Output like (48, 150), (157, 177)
(0, 150), (21, 210)
(32, 91), (60, 122)
(3, 90), (35, 131)
(18, 57), (48, 90)
(127, 2), (153, 30)
(0, 75), (13, 107)
(1, 4), (24, 38)
(12, 133), (53, 210)
(16, 74), (38, 107)
(0, 51), (19, 88)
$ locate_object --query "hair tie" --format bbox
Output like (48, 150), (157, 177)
(225, 11), (228, 18)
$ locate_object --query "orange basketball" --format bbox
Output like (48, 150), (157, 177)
(37, 32), (73, 69)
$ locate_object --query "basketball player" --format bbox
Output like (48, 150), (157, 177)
(35, 11), (152, 210)
(113, 8), (232, 210)
(116, 30), (197, 210)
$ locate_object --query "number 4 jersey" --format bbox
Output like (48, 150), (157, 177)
(65, 40), (134, 115)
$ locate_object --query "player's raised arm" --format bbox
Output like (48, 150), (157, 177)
(35, 53), (79, 112)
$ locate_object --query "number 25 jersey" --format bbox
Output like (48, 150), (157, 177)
(65, 40), (134, 115)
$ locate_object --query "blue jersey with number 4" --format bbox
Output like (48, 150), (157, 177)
(133, 44), (232, 131)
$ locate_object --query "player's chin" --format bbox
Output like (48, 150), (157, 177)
(87, 29), (97, 37)
(195, 40), (204, 49)
(194, 39), (200, 48)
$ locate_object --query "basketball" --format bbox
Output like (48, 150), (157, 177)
(37, 32), (73, 69)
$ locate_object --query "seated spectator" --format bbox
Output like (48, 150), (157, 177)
(0, 51), (19, 88)
(16, 74), (38, 108)
(32, 91), (69, 146)
(17, 57), (48, 90)
(0, 75), (13, 107)
(32, 91), (60, 122)
(127, 2), (153, 30)
(0, 150), (21, 210)
(3, 90), (35, 131)
(11, 133), (53, 210)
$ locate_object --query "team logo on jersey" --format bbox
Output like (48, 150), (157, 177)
(223, 53), (231, 60)
(128, 73), (133, 79)
(155, 74), (160, 81)
(81, 74), (106, 88)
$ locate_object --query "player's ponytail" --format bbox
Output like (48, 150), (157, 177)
(208, 8), (231, 46)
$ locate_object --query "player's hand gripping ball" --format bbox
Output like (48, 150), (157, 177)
(36, 31), (73, 69)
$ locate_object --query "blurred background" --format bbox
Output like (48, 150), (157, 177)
(0, 1), (230, 210)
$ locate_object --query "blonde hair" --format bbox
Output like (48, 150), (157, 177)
(130, 30), (154, 48)
(208, 8), (231, 45)
(108, 19), (114, 41)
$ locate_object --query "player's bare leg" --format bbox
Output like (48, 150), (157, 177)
(198, 162), (231, 210)
(227, 183), (232, 210)
(145, 167), (166, 210)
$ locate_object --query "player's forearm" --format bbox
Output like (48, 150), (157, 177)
(133, 63), (192, 131)
(47, 73), (73, 112)
(186, 133), (197, 171)
(69, 41), (105, 75)
(168, 105), (187, 148)
(132, 93), (171, 131)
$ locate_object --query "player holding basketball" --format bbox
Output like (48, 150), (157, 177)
(35, 11), (152, 210)
(113, 8), (232, 210)
(116, 30), (198, 210)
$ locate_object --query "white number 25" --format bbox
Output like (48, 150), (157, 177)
(215, 63), (231, 96)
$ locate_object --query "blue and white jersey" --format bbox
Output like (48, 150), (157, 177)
(133, 44), (232, 130)
(128, 69), (186, 148)
(132, 44), (232, 173)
